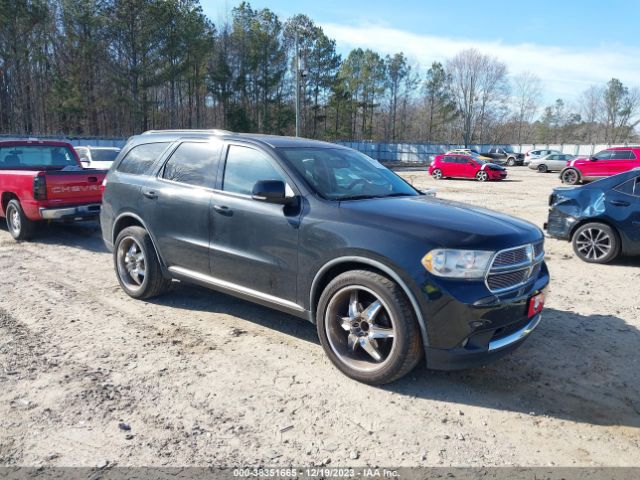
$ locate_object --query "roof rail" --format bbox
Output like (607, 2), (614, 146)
(141, 129), (233, 136)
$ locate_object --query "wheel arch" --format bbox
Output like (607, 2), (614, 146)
(569, 218), (622, 243)
(112, 212), (167, 270)
(309, 256), (430, 347)
(1, 192), (18, 216)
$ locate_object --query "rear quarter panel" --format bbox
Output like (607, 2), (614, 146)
(0, 170), (37, 217)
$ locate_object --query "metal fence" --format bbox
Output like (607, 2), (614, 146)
(2, 134), (635, 163)
(336, 141), (637, 163)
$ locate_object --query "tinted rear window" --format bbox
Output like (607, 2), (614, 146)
(117, 143), (169, 175)
(162, 142), (221, 188)
(91, 149), (120, 162)
(0, 145), (77, 169)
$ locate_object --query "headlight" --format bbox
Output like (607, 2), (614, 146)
(421, 249), (494, 278)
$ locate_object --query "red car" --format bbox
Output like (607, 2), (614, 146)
(429, 154), (507, 181)
(0, 139), (107, 240)
(560, 146), (640, 185)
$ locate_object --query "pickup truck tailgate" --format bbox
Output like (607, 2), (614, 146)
(44, 170), (106, 204)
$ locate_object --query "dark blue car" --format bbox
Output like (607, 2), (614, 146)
(546, 168), (640, 263)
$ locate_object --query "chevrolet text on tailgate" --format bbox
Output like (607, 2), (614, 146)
(101, 130), (550, 384)
(0, 139), (107, 240)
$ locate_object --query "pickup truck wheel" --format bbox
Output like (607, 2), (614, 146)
(114, 226), (171, 299)
(561, 168), (580, 185)
(572, 222), (620, 264)
(316, 270), (423, 385)
(537, 164), (548, 173)
(476, 170), (489, 182)
(507, 157), (516, 166)
(5, 199), (35, 241)
(432, 168), (443, 180)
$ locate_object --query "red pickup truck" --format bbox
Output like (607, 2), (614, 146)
(0, 139), (107, 240)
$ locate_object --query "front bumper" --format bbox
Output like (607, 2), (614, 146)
(39, 203), (101, 221)
(426, 313), (542, 369)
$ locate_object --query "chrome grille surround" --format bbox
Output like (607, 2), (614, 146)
(485, 241), (545, 293)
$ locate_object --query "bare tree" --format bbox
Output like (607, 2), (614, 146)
(512, 71), (542, 144)
(577, 85), (603, 143)
(603, 78), (640, 143)
(446, 49), (508, 146)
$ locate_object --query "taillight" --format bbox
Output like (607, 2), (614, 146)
(33, 174), (47, 200)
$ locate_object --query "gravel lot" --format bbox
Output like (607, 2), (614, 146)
(0, 167), (639, 467)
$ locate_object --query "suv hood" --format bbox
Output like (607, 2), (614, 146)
(340, 196), (542, 250)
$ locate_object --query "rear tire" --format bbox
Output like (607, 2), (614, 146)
(561, 168), (581, 185)
(5, 199), (36, 241)
(507, 157), (516, 166)
(572, 222), (620, 264)
(114, 226), (171, 299)
(432, 168), (443, 180)
(316, 270), (423, 385)
(537, 164), (548, 173)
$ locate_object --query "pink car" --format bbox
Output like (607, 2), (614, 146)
(560, 147), (640, 185)
(429, 154), (507, 181)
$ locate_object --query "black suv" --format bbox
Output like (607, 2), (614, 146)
(484, 147), (525, 166)
(101, 130), (549, 384)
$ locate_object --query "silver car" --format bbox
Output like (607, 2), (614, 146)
(528, 153), (574, 173)
(524, 149), (562, 165)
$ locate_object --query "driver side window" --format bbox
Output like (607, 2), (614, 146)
(222, 145), (284, 196)
(594, 150), (613, 160)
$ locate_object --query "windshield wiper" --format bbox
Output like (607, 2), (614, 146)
(337, 194), (378, 201)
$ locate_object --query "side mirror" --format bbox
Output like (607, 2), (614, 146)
(589, 156), (597, 161)
(421, 188), (437, 197)
(469, 161), (475, 166)
(80, 160), (90, 168)
(252, 180), (287, 204)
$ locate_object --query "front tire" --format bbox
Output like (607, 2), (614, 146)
(432, 168), (443, 180)
(476, 170), (489, 182)
(561, 168), (581, 185)
(316, 270), (423, 385)
(114, 226), (171, 299)
(507, 157), (516, 166)
(572, 222), (620, 264)
(5, 199), (36, 241)
(537, 164), (548, 173)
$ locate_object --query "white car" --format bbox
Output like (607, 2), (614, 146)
(75, 146), (121, 169)
(528, 153), (574, 173)
(524, 149), (563, 165)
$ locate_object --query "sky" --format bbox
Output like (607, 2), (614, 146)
(201, 0), (640, 103)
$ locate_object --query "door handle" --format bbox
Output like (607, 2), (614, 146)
(213, 204), (233, 216)
(142, 189), (158, 199)
(609, 200), (630, 207)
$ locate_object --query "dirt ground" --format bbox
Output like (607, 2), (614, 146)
(0, 167), (639, 468)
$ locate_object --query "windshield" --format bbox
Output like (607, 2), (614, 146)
(469, 153), (486, 164)
(279, 147), (418, 200)
(0, 145), (77, 169)
(91, 149), (120, 162)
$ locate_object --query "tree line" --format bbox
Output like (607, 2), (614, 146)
(2, 0), (639, 144)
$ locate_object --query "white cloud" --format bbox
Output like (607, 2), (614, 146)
(322, 22), (640, 102)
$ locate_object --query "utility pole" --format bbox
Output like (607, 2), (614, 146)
(295, 30), (300, 137)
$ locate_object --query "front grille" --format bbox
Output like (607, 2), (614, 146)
(487, 268), (529, 290)
(533, 241), (544, 258)
(486, 242), (545, 293)
(493, 246), (528, 266)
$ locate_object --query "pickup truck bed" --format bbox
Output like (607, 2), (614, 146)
(0, 139), (107, 240)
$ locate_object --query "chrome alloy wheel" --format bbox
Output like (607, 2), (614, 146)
(476, 170), (488, 181)
(575, 227), (612, 261)
(432, 169), (443, 180)
(116, 236), (146, 290)
(7, 206), (21, 235)
(325, 286), (396, 372)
